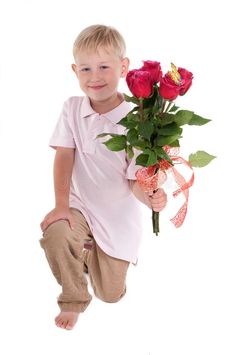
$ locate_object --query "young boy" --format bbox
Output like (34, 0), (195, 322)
(39, 24), (167, 330)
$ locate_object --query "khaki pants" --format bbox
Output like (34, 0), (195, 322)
(39, 208), (130, 313)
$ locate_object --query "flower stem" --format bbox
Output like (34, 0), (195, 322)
(139, 98), (144, 121)
(152, 172), (160, 236)
(165, 101), (172, 112)
(159, 100), (167, 119)
(152, 210), (160, 236)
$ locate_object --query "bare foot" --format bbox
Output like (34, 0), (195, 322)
(55, 311), (79, 330)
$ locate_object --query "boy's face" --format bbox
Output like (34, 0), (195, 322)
(72, 48), (129, 106)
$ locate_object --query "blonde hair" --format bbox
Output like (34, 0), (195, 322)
(73, 24), (126, 60)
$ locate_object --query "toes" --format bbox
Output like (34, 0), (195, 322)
(55, 319), (64, 327)
(60, 321), (67, 329)
(54, 312), (78, 330)
(55, 315), (60, 323)
(55, 312), (63, 323)
(56, 319), (73, 330)
(66, 322), (74, 330)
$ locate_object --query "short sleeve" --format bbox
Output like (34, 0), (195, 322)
(125, 147), (142, 180)
(49, 99), (76, 149)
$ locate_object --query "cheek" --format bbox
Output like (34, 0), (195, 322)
(107, 71), (121, 84)
(77, 74), (87, 85)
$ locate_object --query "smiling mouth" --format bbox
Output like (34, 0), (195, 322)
(88, 84), (106, 90)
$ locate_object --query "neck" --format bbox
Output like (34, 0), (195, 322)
(90, 93), (123, 114)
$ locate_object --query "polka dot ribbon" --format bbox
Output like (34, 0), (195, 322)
(135, 146), (194, 228)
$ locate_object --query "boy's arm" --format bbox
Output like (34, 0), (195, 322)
(40, 147), (75, 232)
(54, 147), (75, 208)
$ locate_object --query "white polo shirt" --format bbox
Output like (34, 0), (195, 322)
(49, 95), (143, 263)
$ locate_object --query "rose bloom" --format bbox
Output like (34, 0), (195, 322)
(178, 68), (193, 95)
(159, 66), (193, 100)
(126, 69), (153, 98)
(141, 60), (162, 85)
(159, 74), (181, 100)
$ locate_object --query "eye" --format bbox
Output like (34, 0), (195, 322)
(100, 65), (109, 70)
(81, 67), (90, 72)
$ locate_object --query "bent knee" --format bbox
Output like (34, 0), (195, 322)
(99, 285), (127, 303)
(40, 220), (70, 248)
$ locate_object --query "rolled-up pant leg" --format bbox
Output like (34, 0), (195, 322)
(39, 208), (93, 313)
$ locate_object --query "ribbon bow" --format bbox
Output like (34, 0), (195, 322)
(135, 146), (194, 228)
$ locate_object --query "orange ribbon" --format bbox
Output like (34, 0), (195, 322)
(135, 146), (194, 228)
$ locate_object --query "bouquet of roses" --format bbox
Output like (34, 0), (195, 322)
(97, 61), (215, 235)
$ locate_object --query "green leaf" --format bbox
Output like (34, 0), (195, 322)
(136, 153), (149, 167)
(116, 116), (129, 128)
(127, 128), (139, 144)
(157, 134), (182, 146)
(124, 93), (140, 105)
(147, 150), (157, 166)
(138, 120), (154, 140)
(142, 148), (157, 166)
(174, 110), (193, 126)
(127, 112), (140, 122)
(159, 113), (175, 126)
(169, 104), (179, 112)
(126, 145), (134, 159)
(169, 140), (180, 147)
(133, 138), (151, 150)
(154, 147), (173, 164)
(117, 113), (140, 129)
(103, 135), (127, 151)
(188, 151), (216, 167)
(158, 122), (182, 136)
(132, 146), (142, 151)
(188, 114), (211, 126)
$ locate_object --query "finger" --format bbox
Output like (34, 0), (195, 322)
(152, 199), (167, 211)
(152, 195), (167, 203)
(152, 202), (166, 211)
(152, 196), (167, 206)
(146, 191), (154, 197)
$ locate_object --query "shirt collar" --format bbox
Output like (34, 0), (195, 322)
(80, 94), (131, 124)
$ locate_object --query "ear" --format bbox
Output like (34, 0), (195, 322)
(71, 64), (79, 78)
(121, 57), (130, 78)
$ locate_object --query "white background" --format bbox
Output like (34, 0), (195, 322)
(0, 0), (235, 354)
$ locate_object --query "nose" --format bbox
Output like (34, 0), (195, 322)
(89, 69), (102, 82)
(90, 70), (100, 82)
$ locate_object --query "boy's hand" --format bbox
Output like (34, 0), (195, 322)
(145, 188), (167, 212)
(40, 207), (75, 232)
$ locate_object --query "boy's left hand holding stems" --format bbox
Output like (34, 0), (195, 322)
(131, 181), (167, 212)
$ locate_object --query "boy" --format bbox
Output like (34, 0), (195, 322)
(39, 24), (167, 330)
